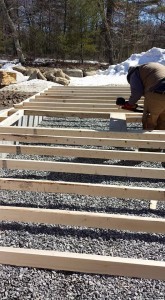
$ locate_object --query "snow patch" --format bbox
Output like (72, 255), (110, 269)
(0, 47), (164, 90)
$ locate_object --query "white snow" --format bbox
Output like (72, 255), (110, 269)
(0, 79), (60, 93)
(0, 47), (165, 92)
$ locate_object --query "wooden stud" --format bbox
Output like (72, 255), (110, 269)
(0, 144), (164, 162)
(0, 158), (164, 179)
(0, 110), (24, 126)
(0, 178), (164, 200)
(0, 126), (164, 140)
(0, 247), (165, 280)
(1, 206), (165, 233)
(0, 133), (164, 149)
(110, 113), (127, 132)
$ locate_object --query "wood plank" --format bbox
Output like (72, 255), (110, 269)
(15, 105), (127, 112)
(0, 144), (164, 162)
(23, 109), (143, 123)
(0, 178), (164, 200)
(149, 200), (157, 210)
(23, 108), (139, 118)
(0, 133), (164, 148)
(48, 87), (130, 91)
(0, 110), (24, 126)
(0, 117), (7, 122)
(33, 97), (144, 103)
(0, 126), (164, 140)
(47, 86), (130, 89)
(41, 89), (133, 92)
(43, 89), (130, 92)
(0, 247), (165, 280)
(39, 94), (130, 99)
(0, 159), (164, 179)
(16, 103), (135, 109)
(49, 85), (130, 88)
(1, 206), (165, 233)
(110, 113), (127, 132)
(42, 89), (130, 92)
(0, 109), (11, 118)
(16, 102), (124, 108)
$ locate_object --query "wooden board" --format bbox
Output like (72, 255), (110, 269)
(0, 158), (164, 179)
(0, 247), (165, 280)
(0, 126), (164, 140)
(0, 144), (164, 162)
(1, 206), (165, 233)
(110, 113), (127, 131)
(0, 178), (164, 200)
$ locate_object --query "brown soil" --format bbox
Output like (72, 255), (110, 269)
(0, 90), (36, 109)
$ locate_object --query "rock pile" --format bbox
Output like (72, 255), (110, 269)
(13, 66), (70, 86)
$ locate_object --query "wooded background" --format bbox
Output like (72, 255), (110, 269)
(0, 0), (164, 64)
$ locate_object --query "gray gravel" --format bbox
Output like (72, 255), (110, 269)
(0, 116), (165, 300)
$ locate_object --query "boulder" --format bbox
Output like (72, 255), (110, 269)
(44, 69), (70, 84)
(84, 70), (97, 76)
(36, 69), (47, 80)
(13, 65), (27, 74)
(0, 70), (17, 86)
(63, 68), (83, 77)
(54, 69), (65, 78)
(43, 71), (55, 81)
(27, 70), (38, 80)
(53, 68), (70, 80)
(64, 73), (70, 80)
(27, 69), (47, 81)
(3, 100), (8, 106)
(55, 77), (70, 86)
(26, 68), (35, 76)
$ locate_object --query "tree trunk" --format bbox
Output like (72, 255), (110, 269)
(98, 0), (115, 64)
(0, 0), (25, 63)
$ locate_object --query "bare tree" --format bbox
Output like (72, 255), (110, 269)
(0, 0), (25, 63)
(0, 0), (164, 62)
(97, 0), (117, 64)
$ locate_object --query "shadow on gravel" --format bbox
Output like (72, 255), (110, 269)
(2, 172), (165, 185)
(46, 172), (165, 185)
(73, 157), (106, 164)
(1, 222), (165, 244)
(106, 160), (142, 166)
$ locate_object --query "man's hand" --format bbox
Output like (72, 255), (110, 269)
(121, 101), (138, 111)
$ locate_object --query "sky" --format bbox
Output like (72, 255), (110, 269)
(0, 47), (165, 92)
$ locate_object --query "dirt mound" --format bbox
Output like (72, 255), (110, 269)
(0, 90), (35, 109)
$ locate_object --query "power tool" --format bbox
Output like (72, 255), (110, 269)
(116, 97), (143, 113)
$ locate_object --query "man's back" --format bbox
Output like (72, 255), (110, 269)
(138, 62), (165, 92)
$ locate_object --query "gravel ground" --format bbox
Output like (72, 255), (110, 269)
(0, 116), (165, 300)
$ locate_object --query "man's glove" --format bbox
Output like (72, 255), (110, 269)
(121, 101), (138, 111)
